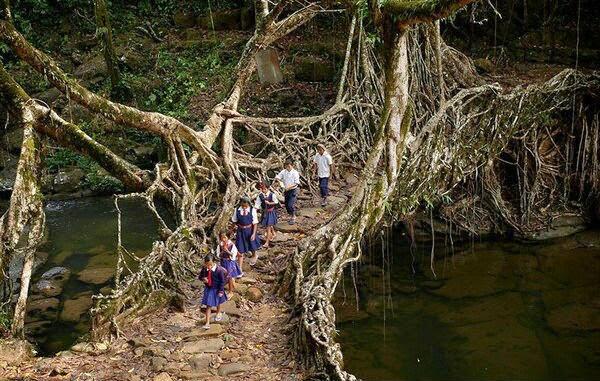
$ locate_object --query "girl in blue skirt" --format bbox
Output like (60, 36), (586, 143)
(255, 182), (278, 248)
(198, 255), (228, 329)
(217, 232), (243, 291)
(231, 196), (262, 266)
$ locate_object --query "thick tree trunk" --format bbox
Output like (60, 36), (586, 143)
(0, 104), (45, 337)
(94, 0), (120, 90)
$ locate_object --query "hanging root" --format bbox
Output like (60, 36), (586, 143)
(281, 19), (600, 380)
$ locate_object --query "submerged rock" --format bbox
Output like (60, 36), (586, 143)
(60, 292), (93, 322)
(33, 279), (63, 297)
(546, 304), (600, 332)
(26, 297), (60, 320)
(77, 266), (114, 285)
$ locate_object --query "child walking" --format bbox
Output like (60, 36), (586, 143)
(312, 144), (334, 206)
(232, 196), (262, 266)
(273, 159), (300, 225)
(217, 232), (242, 290)
(198, 254), (228, 329)
(255, 182), (278, 248)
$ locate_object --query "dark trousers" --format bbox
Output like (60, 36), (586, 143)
(284, 188), (298, 215)
(319, 177), (329, 197)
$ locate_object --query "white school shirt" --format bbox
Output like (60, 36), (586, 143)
(216, 239), (238, 260)
(254, 191), (279, 209)
(231, 206), (259, 224)
(313, 152), (333, 178)
(275, 169), (300, 189)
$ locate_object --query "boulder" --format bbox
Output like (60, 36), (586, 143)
(220, 300), (243, 317)
(73, 55), (106, 81)
(218, 363), (249, 376)
(77, 266), (114, 285)
(294, 57), (336, 82)
(524, 214), (588, 241)
(197, 9), (242, 31)
(34, 87), (63, 106)
(41, 266), (71, 281)
(53, 167), (85, 194)
(173, 11), (196, 28)
(180, 338), (224, 354)
(60, 292), (93, 322)
(245, 286), (263, 302)
(33, 279), (63, 297)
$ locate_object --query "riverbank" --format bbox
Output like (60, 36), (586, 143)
(0, 180), (352, 380)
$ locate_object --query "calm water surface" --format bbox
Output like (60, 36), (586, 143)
(335, 229), (600, 381)
(28, 197), (166, 354)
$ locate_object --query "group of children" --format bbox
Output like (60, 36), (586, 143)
(198, 145), (335, 329)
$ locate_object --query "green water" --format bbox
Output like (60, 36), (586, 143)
(335, 229), (600, 381)
(28, 197), (167, 354)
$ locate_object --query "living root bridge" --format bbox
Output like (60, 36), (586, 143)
(281, 29), (600, 381)
(0, 1), (598, 380)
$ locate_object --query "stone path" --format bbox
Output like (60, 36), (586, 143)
(0, 178), (351, 381)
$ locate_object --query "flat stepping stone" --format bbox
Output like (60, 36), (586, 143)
(238, 277), (257, 284)
(180, 338), (224, 354)
(220, 300), (243, 317)
(218, 363), (250, 376)
(183, 325), (223, 340)
(274, 223), (303, 233)
(298, 207), (322, 218)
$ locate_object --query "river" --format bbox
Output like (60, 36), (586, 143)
(24, 197), (168, 354)
(335, 229), (600, 380)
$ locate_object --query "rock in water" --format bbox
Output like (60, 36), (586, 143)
(60, 292), (93, 322)
(41, 267), (71, 282)
(33, 279), (63, 297)
(245, 286), (263, 302)
(77, 267), (114, 285)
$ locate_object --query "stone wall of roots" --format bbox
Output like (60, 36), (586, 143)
(279, 21), (600, 381)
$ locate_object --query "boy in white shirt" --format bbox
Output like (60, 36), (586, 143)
(273, 159), (300, 225)
(312, 144), (334, 206)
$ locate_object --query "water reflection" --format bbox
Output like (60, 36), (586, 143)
(335, 230), (600, 381)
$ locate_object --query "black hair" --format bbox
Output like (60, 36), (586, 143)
(285, 159), (294, 166)
(204, 254), (214, 263)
